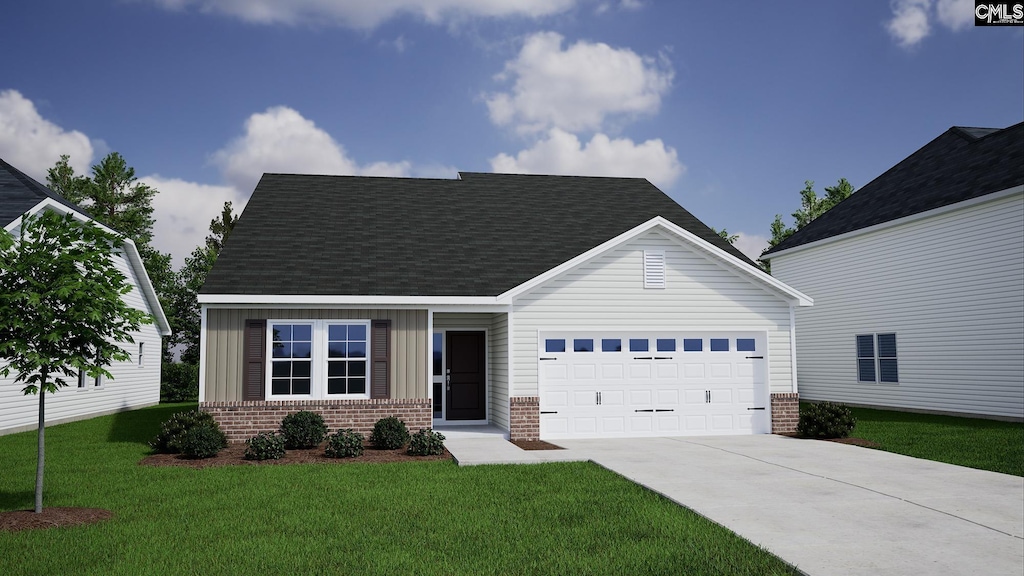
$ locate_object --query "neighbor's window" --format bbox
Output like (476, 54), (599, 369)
(858, 333), (898, 383)
(138, 342), (145, 367)
(271, 323), (313, 396)
(326, 323), (368, 395)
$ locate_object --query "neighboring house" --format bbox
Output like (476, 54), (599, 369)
(763, 123), (1024, 421)
(198, 172), (811, 441)
(0, 158), (171, 435)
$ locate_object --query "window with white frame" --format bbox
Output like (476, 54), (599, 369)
(138, 342), (145, 367)
(268, 320), (371, 399)
(857, 333), (898, 383)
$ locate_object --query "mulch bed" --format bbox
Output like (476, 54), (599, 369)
(139, 442), (452, 469)
(0, 507), (113, 533)
(510, 439), (564, 451)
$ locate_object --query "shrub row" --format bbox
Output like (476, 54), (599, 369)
(797, 401), (856, 439)
(152, 410), (446, 460)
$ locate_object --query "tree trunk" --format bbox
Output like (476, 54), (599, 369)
(35, 379), (46, 514)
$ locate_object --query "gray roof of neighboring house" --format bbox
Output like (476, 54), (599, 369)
(202, 172), (754, 297)
(764, 122), (1024, 256)
(0, 158), (81, 226)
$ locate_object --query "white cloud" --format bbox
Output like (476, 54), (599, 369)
(886, 0), (973, 47)
(212, 105), (410, 194)
(485, 31), (673, 134)
(489, 128), (683, 189)
(733, 232), (770, 262)
(142, 176), (242, 267)
(0, 89), (93, 181)
(151, 0), (578, 29)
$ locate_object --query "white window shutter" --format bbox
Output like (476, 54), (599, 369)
(644, 250), (666, 289)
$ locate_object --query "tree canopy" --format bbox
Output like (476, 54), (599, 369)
(0, 210), (151, 512)
(761, 178), (854, 271)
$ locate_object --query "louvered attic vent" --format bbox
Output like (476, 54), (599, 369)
(643, 250), (666, 289)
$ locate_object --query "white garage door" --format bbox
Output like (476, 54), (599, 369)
(539, 332), (769, 439)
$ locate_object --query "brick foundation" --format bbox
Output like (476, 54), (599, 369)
(509, 396), (540, 441)
(201, 399), (433, 443)
(771, 392), (799, 434)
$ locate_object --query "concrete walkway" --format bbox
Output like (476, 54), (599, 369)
(442, 432), (1024, 576)
(436, 424), (585, 465)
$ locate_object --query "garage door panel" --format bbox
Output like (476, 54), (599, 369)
(572, 390), (596, 406)
(630, 389), (653, 405)
(543, 364), (568, 381)
(628, 363), (652, 379)
(711, 414), (735, 430)
(601, 364), (624, 379)
(657, 389), (680, 404)
(657, 415), (680, 432)
(601, 390), (625, 406)
(684, 389), (706, 405)
(573, 364), (597, 380)
(710, 363), (732, 378)
(655, 363), (678, 379)
(685, 415), (708, 432)
(737, 363), (754, 378)
(573, 417), (597, 434)
(630, 415), (653, 432)
(602, 417), (626, 433)
(545, 390), (570, 408)
(683, 363), (705, 379)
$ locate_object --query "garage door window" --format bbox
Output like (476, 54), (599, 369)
(602, 339), (622, 352)
(683, 338), (702, 352)
(629, 339), (649, 352)
(737, 339), (756, 352)
(573, 339), (594, 352)
(545, 339), (566, 353)
(710, 338), (730, 352)
(656, 338), (676, 352)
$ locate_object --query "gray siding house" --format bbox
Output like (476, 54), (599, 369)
(199, 173), (812, 441)
(0, 158), (171, 435)
(763, 123), (1024, 421)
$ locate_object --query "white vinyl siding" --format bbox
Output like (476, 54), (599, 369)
(772, 191), (1024, 419)
(511, 229), (795, 398)
(0, 250), (162, 435)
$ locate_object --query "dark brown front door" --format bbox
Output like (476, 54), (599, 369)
(446, 331), (486, 420)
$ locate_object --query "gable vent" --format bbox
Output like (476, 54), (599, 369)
(643, 250), (666, 289)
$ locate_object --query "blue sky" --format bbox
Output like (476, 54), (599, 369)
(1, 0), (1021, 266)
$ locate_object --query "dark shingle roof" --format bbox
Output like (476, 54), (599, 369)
(764, 122), (1024, 256)
(202, 172), (754, 297)
(0, 158), (81, 226)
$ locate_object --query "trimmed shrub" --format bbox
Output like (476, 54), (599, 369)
(245, 432), (286, 461)
(324, 429), (365, 458)
(408, 429), (446, 456)
(150, 410), (218, 453)
(280, 410), (328, 449)
(369, 416), (410, 450)
(797, 402), (857, 439)
(178, 424), (228, 459)
(160, 362), (199, 403)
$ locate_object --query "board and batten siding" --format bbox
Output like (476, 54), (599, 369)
(510, 229), (795, 397)
(204, 308), (428, 402)
(0, 250), (163, 435)
(431, 312), (510, 430)
(771, 191), (1024, 420)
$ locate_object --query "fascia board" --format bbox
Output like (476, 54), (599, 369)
(497, 216), (813, 307)
(7, 199), (172, 336)
(763, 185), (1024, 261)
(197, 294), (502, 307)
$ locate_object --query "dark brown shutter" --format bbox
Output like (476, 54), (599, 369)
(370, 319), (391, 399)
(242, 319), (267, 401)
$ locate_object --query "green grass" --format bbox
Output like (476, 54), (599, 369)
(1, 404), (796, 575)
(844, 405), (1024, 476)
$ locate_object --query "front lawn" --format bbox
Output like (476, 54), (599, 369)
(0, 404), (796, 575)
(845, 405), (1024, 476)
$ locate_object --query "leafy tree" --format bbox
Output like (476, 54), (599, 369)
(712, 227), (738, 244)
(0, 210), (150, 512)
(761, 178), (855, 271)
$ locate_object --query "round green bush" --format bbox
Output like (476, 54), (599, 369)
(178, 424), (228, 459)
(149, 410), (218, 454)
(797, 402), (856, 439)
(244, 432), (286, 461)
(324, 429), (365, 458)
(369, 416), (410, 449)
(408, 429), (446, 456)
(279, 410), (328, 449)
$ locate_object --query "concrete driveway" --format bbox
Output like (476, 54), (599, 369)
(554, 435), (1024, 576)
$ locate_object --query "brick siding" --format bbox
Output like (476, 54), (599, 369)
(201, 399), (432, 443)
(771, 392), (800, 434)
(509, 396), (540, 441)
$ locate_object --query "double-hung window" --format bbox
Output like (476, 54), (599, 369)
(268, 320), (371, 399)
(857, 333), (898, 383)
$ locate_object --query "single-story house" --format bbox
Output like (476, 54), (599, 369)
(198, 172), (812, 441)
(0, 158), (171, 435)
(763, 123), (1024, 421)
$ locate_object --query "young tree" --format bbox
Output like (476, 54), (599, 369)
(761, 178), (855, 271)
(0, 210), (150, 513)
(712, 227), (739, 244)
